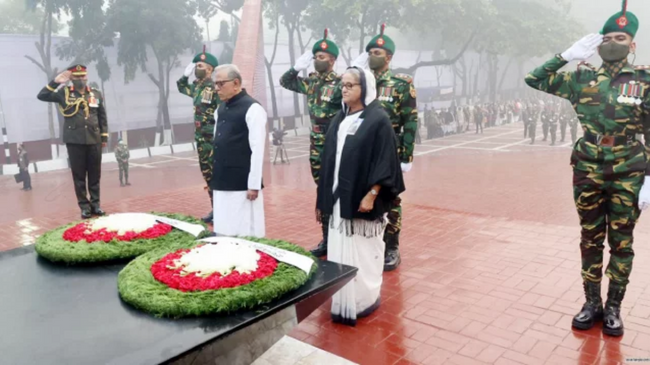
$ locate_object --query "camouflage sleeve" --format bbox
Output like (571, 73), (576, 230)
(330, 81), (343, 106)
(279, 68), (310, 95)
(524, 55), (577, 101)
(643, 96), (650, 175)
(399, 82), (418, 163)
(177, 76), (195, 97)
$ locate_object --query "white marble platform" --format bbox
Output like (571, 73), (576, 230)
(252, 336), (357, 365)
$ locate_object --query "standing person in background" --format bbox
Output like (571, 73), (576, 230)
(177, 47), (221, 224)
(115, 139), (130, 187)
(37, 64), (108, 220)
(280, 28), (343, 257)
(359, 24), (417, 271)
(17, 144), (31, 191)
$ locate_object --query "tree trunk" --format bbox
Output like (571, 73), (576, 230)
(473, 53), (482, 100)
(497, 57), (513, 93)
(357, 11), (366, 55)
(285, 23), (301, 118)
(265, 59), (278, 119)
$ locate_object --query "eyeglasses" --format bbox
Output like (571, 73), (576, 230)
(215, 79), (235, 88)
(342, 83), (360, 90)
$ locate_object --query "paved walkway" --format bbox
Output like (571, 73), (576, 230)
(2, 122), (649, 364)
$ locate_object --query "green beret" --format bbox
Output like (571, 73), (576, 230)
(312, 29), (339, 58)
(193, 52), (218, 68)
(365, 24), (396, 54)
(601, 1), (639, 38)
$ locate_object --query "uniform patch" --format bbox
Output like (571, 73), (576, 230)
(320, 41), (328, 50)
(617, 15), (628, 28)
(377, 37), (385, 46)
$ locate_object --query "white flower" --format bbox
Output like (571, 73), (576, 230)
(174, 242), (260, 277)
(89, 213), (159, 234)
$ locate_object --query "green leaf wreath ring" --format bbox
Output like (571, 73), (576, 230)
(117, 238), (316, 317)
(34, 212), (208, 264)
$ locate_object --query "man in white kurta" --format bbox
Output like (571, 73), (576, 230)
(211, 64), (267, 238)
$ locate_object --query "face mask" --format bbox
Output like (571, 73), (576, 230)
(368, 55), (387, 70)
(72, 80), (86, 90)
(599, 42), (630, 62)
(195, 68), (207, 79)
(314, 60), (330, 73)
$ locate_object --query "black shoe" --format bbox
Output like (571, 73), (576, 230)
(92, 208), (106, 216)
(572, 281), (603, 330)
(81, 210), (92, 219)
(384, 248), (401, 271)
(202, 211), (213, 224)
(310, 240), (328, 257)
(603, 284), (626, 337)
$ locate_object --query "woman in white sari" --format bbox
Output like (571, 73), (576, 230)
(316, 66), (405, 326)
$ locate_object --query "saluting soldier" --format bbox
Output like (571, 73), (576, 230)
(525, 1), (650, 336)
(280, 29), (343, 257)
(178, 47), (221, 223)
(115, 139), (130, 187)
(37, 64), (108, 219)
(357, 24), (417, 271)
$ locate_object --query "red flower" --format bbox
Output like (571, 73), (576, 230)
(150, 247), (278, 292)
(63, 222), (172, 243)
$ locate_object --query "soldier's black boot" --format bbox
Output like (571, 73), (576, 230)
(81, 209), (92, 220)
(202, 211), (213, 224)
(603, 283), (626, 337)
(310, 214), (329, 257)
(572, 281), (604, 330)
(384, 232), (401, 272)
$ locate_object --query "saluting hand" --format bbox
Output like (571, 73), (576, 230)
(54, 70), (72, 84)
(561, 33), (603, 62)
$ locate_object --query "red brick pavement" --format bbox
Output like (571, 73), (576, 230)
(1, 124), (650, 364)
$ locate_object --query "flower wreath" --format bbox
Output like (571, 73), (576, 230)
(35, 212), (208, 264)
(117, 237), (316, 317)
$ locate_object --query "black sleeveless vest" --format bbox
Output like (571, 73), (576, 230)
(211, 90), (261, 191)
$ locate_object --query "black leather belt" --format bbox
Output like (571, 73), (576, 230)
(583, 132), (636, 147)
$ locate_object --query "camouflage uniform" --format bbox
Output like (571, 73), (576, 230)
(114, 142), (130, 185)
(177, 76), (220, 203)
(549, 106), (558, 145)
(541, 108), (551, 141)
(375, 69), (418, 241)
(525, 56), (650, 289)
(279, 69), (342, 182)
(570, 116), (579, 144)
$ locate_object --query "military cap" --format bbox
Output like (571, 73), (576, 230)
(365, 24), (396, 54)
(312, 28), (339, 58)
(68, 64), (87, 76)
(193, 45), (219, 67)
(601, 0), (639, 38)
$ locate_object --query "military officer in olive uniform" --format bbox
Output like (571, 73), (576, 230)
(355, 24), (417, 271)
(280, 29), (343, 257)
(525, 1), (650, 336)
(37, 64), (108, 219)
(178, 47), (221, 223)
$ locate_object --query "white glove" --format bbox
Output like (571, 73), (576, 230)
(401, 163), (412, 173)
(184, 62), (196, 77)
(351, 52), (369, 68)
(560, 33), (603, 62)
(638, 181), (650, 210)
(293, 50), (313, 72)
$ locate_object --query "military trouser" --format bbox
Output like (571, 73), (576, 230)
(475, 120), (483, 134)
(118, 161), (129, 184)
(529, 122), (537, 143)
(550, 124), (557, 144)
(309, 132), (326, 181)
(384, 197), (402, 251)
(574, 168), (643, 287)
(67, 143), (102, 211)
(196, 136), (214, 203)
(542, 122), (549, 141)
(560, 121), (568, 142)
(570, 125), (578, 144)
(524, 120), (529, 138)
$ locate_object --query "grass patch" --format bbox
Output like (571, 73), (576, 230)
(35, 212), (208, 265)
(118, 237), (316, 317)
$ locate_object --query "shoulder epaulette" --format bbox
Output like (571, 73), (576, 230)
(635, 65), (650, 70)
(393, 73), (413, 84)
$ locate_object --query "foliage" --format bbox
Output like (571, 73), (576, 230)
(118, 237), (316, 318)
(55, 0), (113, 66)
(0, 0), (60, 34)
(35, 213), (209, 264)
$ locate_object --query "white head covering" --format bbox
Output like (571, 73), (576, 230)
(342, 66), (376, 113)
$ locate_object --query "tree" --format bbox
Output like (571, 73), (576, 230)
(107, 0), (202, 145)
(217, 20), (231, 41)
(0, 0), (59, 34)
(24, 0), (69, 154)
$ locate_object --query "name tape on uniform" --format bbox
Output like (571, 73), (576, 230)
(199, 236), (315, 274)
